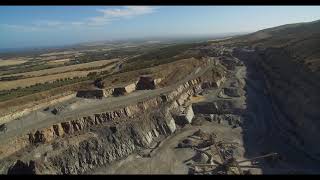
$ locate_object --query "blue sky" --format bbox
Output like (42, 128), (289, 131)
(1, 6), (320, 49)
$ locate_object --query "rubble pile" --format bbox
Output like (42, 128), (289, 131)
(177, 130), (279, 175)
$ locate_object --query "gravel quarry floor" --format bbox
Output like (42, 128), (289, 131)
(89, 121), (248, 174)
(89, 63), (257, 174)
(90, 52), (320, 174)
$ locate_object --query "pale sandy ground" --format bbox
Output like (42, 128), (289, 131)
(0, 59), (27, 67)
(0, 58), (119, 78)
(0, 59), (119, 90)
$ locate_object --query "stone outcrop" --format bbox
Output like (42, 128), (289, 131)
(103, 88), (114, 97)
(1, 65), (226, 174)
(26, 72), (219, 146)
(4, 109), (176, 174)
(192, 99), (245, 115)
(29, 127), (55, 144)
(219, 56), (242, 70)
(234, 47), (320, 160)
(173, 105), (194, 126)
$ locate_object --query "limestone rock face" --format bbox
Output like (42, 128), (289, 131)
(185, 105), (195, 123)
(52, 124), (64, 137)
(2, 65), (228, 174)
(192, 99), (245, 115)
(219, 56), (240, 70)
(29, 127), (55, 144)
(164, 111), (176, 133)
(234, 47), (320, 159)
(103, 88), (114, 97)
(166, 117), (176, 133)
(173, 105), (194, 126)
(124, 83), (136, 93)
(36, 111), (175, 174)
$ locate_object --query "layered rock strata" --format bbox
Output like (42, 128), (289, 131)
(1, 66), (225, 174)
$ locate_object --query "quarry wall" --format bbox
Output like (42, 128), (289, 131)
(0, 66), (225, 174)
(0, 93), (76, 124)
(234, 48), (320, 160)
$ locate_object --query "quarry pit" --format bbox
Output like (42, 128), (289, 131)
(1, 46), (320, 175)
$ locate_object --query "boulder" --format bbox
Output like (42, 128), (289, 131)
(192, 152), (210, 163)
(173, 105), (194, 126)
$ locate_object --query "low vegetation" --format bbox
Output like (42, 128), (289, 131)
(121, 42), (208, 72)
(0, 77), (88, 102)
(0, 41), (208, 103)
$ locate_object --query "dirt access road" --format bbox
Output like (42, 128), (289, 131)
(0, 59), (214, 145)
(89, 55), (250, 174)
(92, 48), (320, 174)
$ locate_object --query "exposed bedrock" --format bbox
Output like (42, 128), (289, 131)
(234, 48), (320, 160)
(41, 111), (175, 174)
(192, 99), (246, 115)
(172, 105), (195, 126)
(1, 67), (226, 174)
(7, 109), (176, 174)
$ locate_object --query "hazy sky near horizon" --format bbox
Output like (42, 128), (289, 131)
(1, 6), (320, 49)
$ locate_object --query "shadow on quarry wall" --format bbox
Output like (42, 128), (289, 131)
(234, 48), (320, 174)
(7, 160), (37, 175)
(234, 49), (283, 174)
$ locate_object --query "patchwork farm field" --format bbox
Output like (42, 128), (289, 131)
(0, 59), (119, 90)
(0, 58), (119, 78)
(0, 59), (28, 67)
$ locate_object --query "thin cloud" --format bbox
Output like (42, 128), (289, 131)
(1, 6), (158, 31)
(87, 6), (157, 26)
(97, 6), (156, 19)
